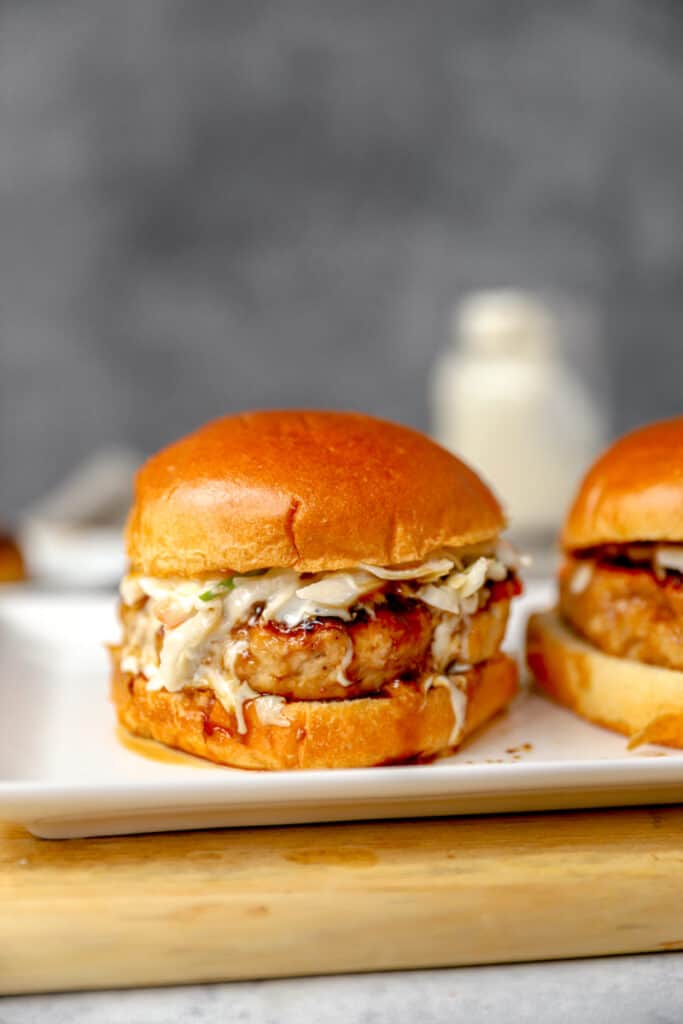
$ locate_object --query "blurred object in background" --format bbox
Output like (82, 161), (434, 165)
(2, 3), (683, 522)
(0, 532), (26, 584)
(431, 291), (608, 570)
(20, 448), (141, 588)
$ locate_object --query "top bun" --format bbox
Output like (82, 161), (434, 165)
(126, 410), (504, 576)
(563, 417), (683, 551)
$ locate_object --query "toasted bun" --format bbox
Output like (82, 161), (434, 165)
(526, 610), (683, 749)
(563, 417), (683, 551)
(126, 410), (504, 576)
(111, 649), (518, 770)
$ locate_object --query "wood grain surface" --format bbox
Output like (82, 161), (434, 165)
(2, 807), (683, 994)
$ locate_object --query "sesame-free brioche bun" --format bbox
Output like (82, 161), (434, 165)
(111, 649), (518, 770)
(126, 410), (504, 577)
(563, 417), (683, 551)
(526, 611), (683, 749)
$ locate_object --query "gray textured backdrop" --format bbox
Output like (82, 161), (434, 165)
(1, 1), (683, 518)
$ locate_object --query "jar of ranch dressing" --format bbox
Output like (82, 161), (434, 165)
(430, 291), (607, 553)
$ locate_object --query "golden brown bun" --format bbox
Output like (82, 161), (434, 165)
(563, 417), (683, 550)
(126, 410), (504, 576)
(526, 610), (683, 749)
(0, 532), (25, 583)
(111, 649), (518, 770)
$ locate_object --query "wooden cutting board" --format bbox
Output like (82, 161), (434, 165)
(2, 807), (683, 994)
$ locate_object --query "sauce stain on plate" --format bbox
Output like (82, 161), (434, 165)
(116, 725), (216, 768)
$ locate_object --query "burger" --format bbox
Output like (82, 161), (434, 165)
(112, 410), (522, 769)
(527, 417), (683, 749)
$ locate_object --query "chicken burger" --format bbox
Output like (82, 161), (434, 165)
(113, 410), (521, 768)
(527, 417), (683, 748)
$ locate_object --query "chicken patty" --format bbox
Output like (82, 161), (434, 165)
(560, 555), (683, 671)
(234, 595), (512, 700)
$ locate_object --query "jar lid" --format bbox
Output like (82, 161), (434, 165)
(453, 291), (557, 357)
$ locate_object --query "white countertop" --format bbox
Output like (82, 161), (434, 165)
(2, 955), (681, 1023)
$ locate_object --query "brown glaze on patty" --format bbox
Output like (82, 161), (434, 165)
(231, 596), (512, 700)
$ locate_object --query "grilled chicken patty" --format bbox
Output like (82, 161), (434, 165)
(560, 555), (683, 671)
(232, 595), (512, 700)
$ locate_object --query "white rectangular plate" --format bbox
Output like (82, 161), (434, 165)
(1, 583), (681, 838)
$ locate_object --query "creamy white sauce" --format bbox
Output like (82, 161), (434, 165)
(334, 637), (354, 687)
(431, 616), (459, 669)
(654, 545), (683, 575)
(253, 695), (289, 727)
(425, 673), (469, 747)
(198, 666), (257, 735)
(569, 560), (594, 595)
(460, 614), (473, 663)
(145, 604), (221, 692)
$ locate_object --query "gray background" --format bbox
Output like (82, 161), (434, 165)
(2, 0), (683, 519)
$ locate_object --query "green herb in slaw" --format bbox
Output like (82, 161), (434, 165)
(199, 569), (266, 602)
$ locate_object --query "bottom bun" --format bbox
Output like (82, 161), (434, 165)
(526, 610), (683, 749)
(111, 650), (518, 770)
